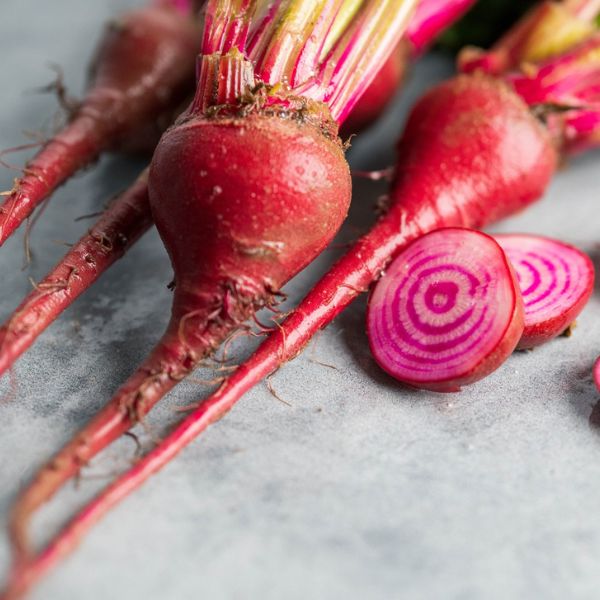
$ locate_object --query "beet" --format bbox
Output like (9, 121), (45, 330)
(0, 4), (199, 246)
(367, 228), (524, 392)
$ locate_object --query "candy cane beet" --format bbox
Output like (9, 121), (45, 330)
(367, 228), (524, 392)
(495, 234), (595, 349)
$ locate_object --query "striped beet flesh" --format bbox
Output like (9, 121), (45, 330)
(367, 228), (524, 393)
(495, 234), (595, 349)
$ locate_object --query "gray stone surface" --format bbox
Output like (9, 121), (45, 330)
(1, 1), (600, 599)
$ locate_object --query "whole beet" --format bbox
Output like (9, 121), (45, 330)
(0, 4), (200, 246)
(150, 113), (351, 335)
(9, 107), (351, 565)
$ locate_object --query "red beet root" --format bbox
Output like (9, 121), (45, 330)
(148, 111), (352, 371)
(8, 108), (351, 566)
(495, 234), (595, 349)
(0, 3), (199, 246)
(367, 228), (524, 392)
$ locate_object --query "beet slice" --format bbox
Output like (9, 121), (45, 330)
(367, 228), (524, 392)
(495, 234), (594, 349)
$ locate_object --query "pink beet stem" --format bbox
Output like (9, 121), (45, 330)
(202, 0), (419, 119)
(245, 1), (281, 57)
(202, 0), (256, 55)
(245, 0), (419, 122)
(565, 0), (600, 20)
(250, 0), (334, 84)
(406, 0), (476, 54)
(594, 357), (600, 393)
(506, 33), (600, 152)
(459, 0), (600, 76)
(291, 0), (349, 87)
(339, 0), (476, 136)
(192, 51), (257, 114)
(507, 34), (600, 105)
(314, 0), (418, 122)
(0, 173), (152, 378)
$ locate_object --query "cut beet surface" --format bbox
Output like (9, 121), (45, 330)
(367, 228), (524, 393)
(495, 234), (594, 349)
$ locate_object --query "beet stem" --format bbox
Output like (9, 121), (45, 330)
(406, 0), (476, 54)
(458, 0), (600, 76)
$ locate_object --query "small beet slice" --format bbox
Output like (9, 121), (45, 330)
(367, 228), (524, 392)
(495, 234), (595, 349)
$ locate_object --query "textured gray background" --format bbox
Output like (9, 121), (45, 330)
(1, 1), (600, 599)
